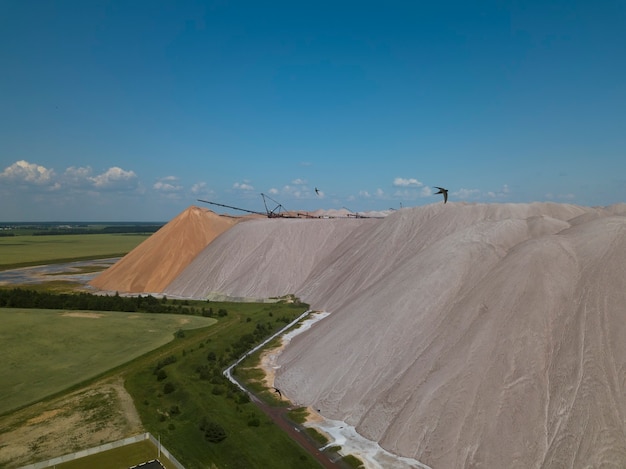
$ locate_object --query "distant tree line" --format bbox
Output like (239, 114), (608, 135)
(0, 288), (223, 316)
(31, 225), (164, 236)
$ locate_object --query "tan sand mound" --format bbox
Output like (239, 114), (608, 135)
(160, 201), (626, 468)
(89, 205), (240, 293)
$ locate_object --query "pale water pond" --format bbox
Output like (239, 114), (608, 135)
(0, 258), (117, 286)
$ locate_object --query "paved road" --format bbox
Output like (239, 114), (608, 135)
(251, 395), (344, 469)
(223, 311), (346, 468)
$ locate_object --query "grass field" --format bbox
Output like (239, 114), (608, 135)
(0, 231), (329, 469)
(124, 301), (323, 469)
(0, 233), (149, 269)
(54, 439), (178, 469)
(0, 309), (216, 415)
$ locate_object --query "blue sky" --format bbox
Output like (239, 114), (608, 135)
(1, 0), (625, 221)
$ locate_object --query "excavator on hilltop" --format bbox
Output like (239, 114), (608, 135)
(198, 193), (314, 218)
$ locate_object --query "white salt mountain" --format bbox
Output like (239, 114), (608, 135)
(161, 202), (626, 468)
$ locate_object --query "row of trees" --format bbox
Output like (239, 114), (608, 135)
(0, 288), (226, 317)
(31, 225), (163, 235)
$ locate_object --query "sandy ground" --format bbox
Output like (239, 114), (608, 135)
(155, 201), (626, 468)
(0, 377), (142, 468)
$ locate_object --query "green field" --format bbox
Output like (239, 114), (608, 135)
(55, 440), (179, 469)
(0, 233), (149, 269)
(0, 309), (216, 415)
(0, 231), (329, 469)
(124, 301), (323, 469)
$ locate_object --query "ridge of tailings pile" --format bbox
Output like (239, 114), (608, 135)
(163, 216), (380, 299)
(163, 202), (626, 468)
(89, 205), (240, 293)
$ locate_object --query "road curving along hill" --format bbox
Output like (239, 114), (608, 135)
(96, 201), (626, 468)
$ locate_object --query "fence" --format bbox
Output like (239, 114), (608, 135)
(19, 432), (185, 469)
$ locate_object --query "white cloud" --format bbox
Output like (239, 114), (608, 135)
(279, 185), (303, 198)
(63, 166), (93, 187)
(0, 160), (55, 185)
(358, 188), (385, 199)
(233, 182), (254, 191)
(393, 177), (423, 187)
(153, 176), (183, 200)
(90, 167), (138, 190)
(153, 181), (182, 192)
(454, 188), (481, 200)
(191, 181), (214, 196)
(488, 184), (510, 199)
(272, 183), (323, 199)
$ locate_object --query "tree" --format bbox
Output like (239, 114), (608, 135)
(199, 417), (227, 443)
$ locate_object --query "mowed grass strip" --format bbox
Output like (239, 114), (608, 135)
(54, 440), (179, 469)
(0, 233), (149, 269)
(0, 309), (216, 415)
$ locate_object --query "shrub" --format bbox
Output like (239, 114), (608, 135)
(163, 382), (175, 394)
(199, 417), (227, 443)
(155, 355), (177, 370)
(342, 454), (365, 468)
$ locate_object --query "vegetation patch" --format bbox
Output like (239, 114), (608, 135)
(0, 285), (329, 468)
(124, 301), (321, 469)
(305, 427), (330, 446)
(0, 308), (215, 415)
(53, 439), (180, 469)
(342, 454), (365, 468)
(287, 407), (310, 424)
(0, 233), (150, 270)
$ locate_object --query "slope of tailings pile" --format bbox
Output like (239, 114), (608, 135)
(272, 202), (626, 468)
(89, 205), (239, 293)
(164, 217), (380, 299)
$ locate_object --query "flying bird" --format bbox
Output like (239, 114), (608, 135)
(315, 187), (320, 196)
(434, 187), (448, 204)
(272, 387), (282, 398)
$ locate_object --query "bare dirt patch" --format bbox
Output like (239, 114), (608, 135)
(0, 377), (142, 468)
(26, 408), (66, 425)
